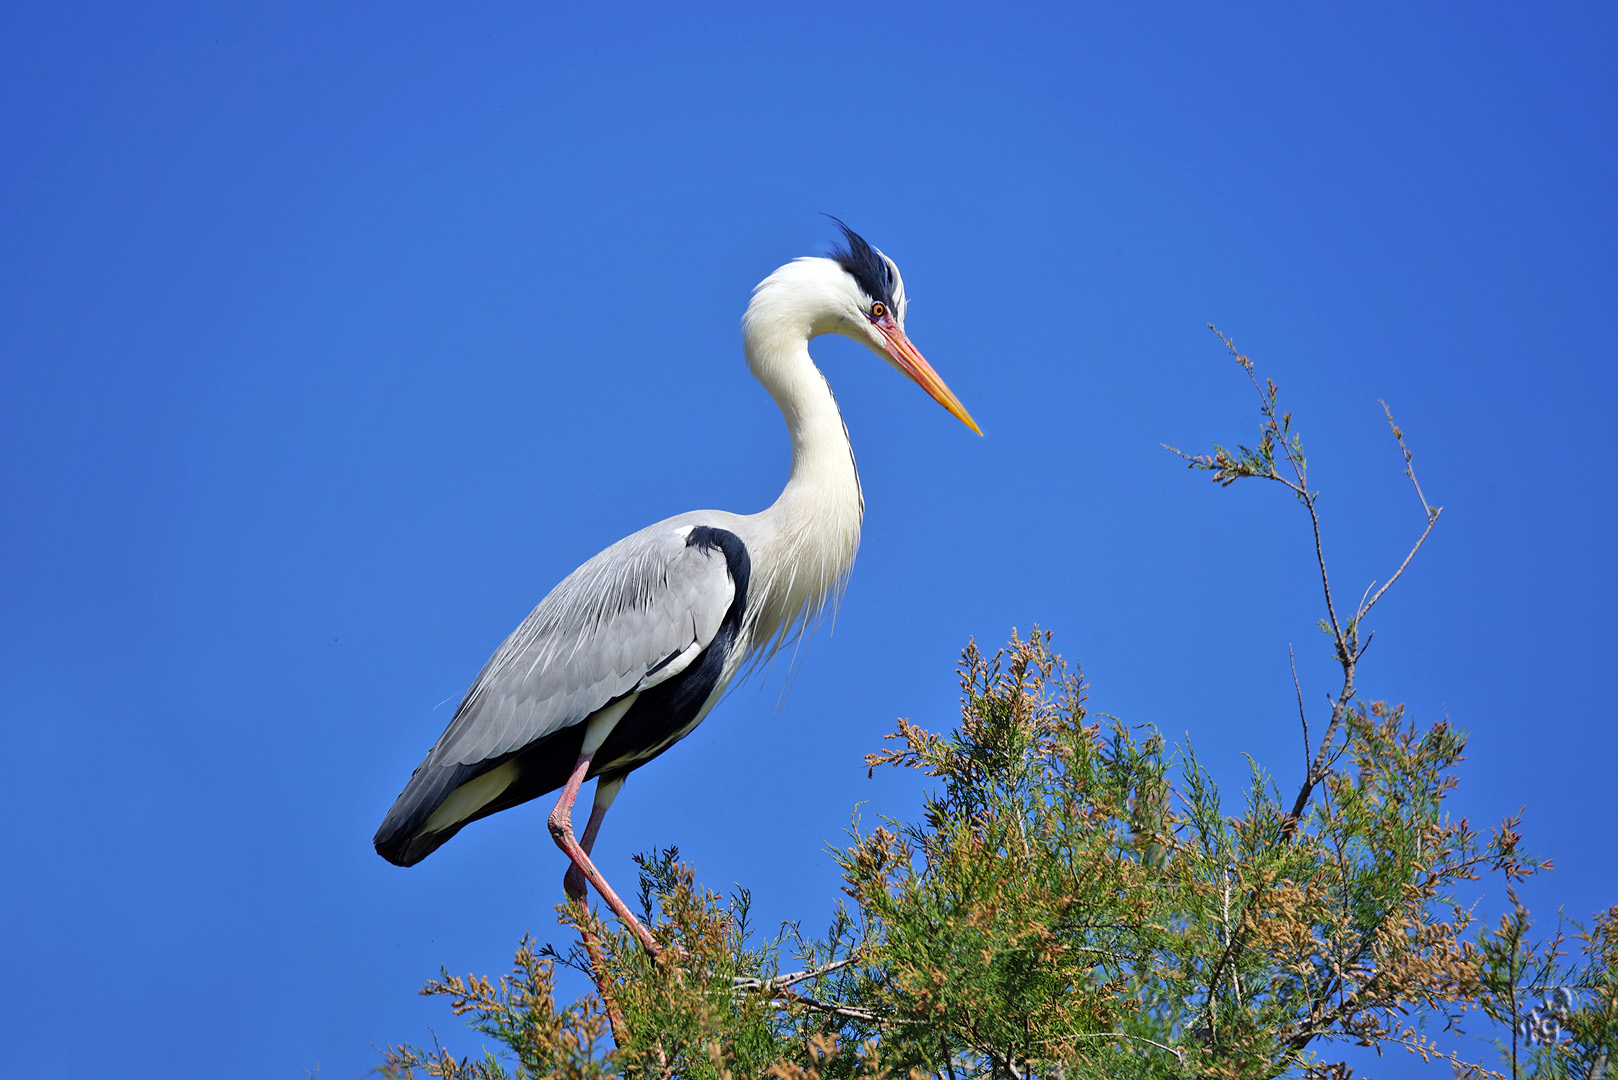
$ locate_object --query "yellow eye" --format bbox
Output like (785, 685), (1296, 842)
(870, 302), (886, 318)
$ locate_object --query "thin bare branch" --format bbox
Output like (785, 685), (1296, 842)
(768, 988), (883, 1025)
(734, 955), (861, 995)
(1357, 404), (1442, 622)
(1292, 644), (1310, 771)
(1053, 1031), (1187, 1061)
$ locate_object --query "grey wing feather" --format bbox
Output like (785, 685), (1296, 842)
(426, 518), (734, 768)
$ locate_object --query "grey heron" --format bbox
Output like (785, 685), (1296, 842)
(374, 223), (978, 953)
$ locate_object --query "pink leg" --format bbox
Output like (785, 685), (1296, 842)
(548, 753), (659, 955)
(563, 800), (610, 902)
(560, 788), (626, 1043)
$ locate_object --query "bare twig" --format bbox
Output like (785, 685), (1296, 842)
(733, 955), (861, 995)
(1358, 400), (1442, 622)
(1291, 644), (1310, 771)
(736, 954), (885, 1026)
(1055, 1031), (1187, 1062)
(1284, 399), (1440, 828)
(768, 985), (883, 1024)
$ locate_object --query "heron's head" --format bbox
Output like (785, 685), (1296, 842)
(744, 222), (981, 435)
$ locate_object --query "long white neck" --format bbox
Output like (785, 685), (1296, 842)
(740, 285), (865, 655)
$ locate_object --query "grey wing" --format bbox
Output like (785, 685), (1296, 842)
(371, 518), (738, 866)
(430, 519), (735, 769)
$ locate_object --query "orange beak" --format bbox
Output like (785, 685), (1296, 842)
(872, 315), (982, 435)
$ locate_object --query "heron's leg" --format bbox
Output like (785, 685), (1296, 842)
(548, 752), (659, 955)
(562, 776), (627, 1041)
(564, 775), (623, 900)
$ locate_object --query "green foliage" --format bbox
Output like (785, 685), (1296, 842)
(375, 938), (613, 1080)
(835, 635), (1546, 1078)
(845, 634), (1178, 1075)
(1472, 894), (1618, 1080)
(377, 856), (806, 1080)
(377, 333), (1614, 1079)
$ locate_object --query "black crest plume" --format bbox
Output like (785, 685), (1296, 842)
(826, 217), (897, 311)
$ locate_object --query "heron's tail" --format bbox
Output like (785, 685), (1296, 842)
(374, 734), (585, 866)
(373, 758), (488, 867)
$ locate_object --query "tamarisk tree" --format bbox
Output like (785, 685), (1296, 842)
(378, 332), (1614, 1080)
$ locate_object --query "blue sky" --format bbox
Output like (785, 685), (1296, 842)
(2, 3), (1613, 1076)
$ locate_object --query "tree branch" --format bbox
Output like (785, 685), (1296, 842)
(1357, 401), (1442, 623)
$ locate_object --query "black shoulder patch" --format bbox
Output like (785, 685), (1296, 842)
(826, 217), (896, 310)
(686, 526), (751, 612)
